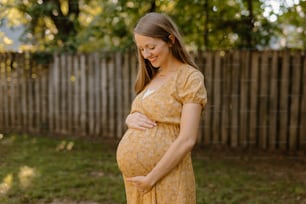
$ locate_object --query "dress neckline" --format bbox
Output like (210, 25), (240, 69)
(141, 64), (186, 99)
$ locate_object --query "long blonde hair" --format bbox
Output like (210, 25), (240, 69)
(134, 12), (198, 94)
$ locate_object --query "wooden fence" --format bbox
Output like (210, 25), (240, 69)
(0, 50), (305, 151)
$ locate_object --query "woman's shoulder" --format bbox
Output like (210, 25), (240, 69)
(177, 64), (204, 81)
(175, 64), (207, 106)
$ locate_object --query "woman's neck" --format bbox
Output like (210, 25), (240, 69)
(158, 58), (183, 75)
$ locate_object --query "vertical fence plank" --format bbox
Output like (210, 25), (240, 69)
(10, 55), (16, 132)
(4, 53), (10, 131)
(2, 53), (9, 132)
(0, 54), (4, 132)
(87, 52), (97, 136)
(34, 65), (40, 132)
(11, 55), (17, 131)
(41, 67), (48, 133)
(28, 59), (34, 132)
(94, 53), (101, 136)
(268, 51), (279, 150)
(39, 65), (44, 132)
(3, 53), (9, 132)
(249, 51), (259, 147)
(130, 52), (137, 105)
(54, 55), (61, 133)
(80, 55), (87, 136)
(53, 54), (61, 134)
(300, 52), (306, 150)
(239, 51), (250, 147)
(115, 52), (123, 138)
(212, 51), (221, 145)
(1, 54), (7, 131)
(9, 54), (14, 130)
(73, 55), (80, 134)
(60, 55), (67, 134)
(88, 54), (95, 136)
(20, 54), (27, 132)
(15, 58), (21, 131)
(32, 64), (37, 133)
(121, 52), (131, 137)
(3, 54), (9, 131)
(48, 56), (55, 134)
(10, 54), (17, 131)
(258, 51), (269, 149)
(108, 54), (116, 137)
(10, 54), (15, 131)
(220, 51), (231, 145)
(279, 51), (290, 150)
(101, 54), (108, 136)
(38, 65), (44, 132)
(66, 55), (72, 134)
(230, 51), (240, 147)
(4, 54), (10, 131)
(288, 51), (302, 150)
(203, 52), (213, 145)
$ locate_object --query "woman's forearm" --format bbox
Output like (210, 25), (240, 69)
(146, 103), (202, 186)
(146, 135), (195, 185)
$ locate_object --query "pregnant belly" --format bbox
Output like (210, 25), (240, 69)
(116, 127), (173, 177)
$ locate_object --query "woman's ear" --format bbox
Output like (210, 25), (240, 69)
(168, 34), (175, 45)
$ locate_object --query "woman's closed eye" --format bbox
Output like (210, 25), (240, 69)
(139, 45), (156, 52)
(148, 45), (155, 50)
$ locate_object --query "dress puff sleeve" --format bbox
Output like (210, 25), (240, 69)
(176, 68), (207, 108)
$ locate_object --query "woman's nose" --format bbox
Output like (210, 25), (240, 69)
(142, 49), (151, 59)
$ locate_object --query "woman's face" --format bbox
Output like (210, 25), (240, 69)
(134, 33), (172, 68)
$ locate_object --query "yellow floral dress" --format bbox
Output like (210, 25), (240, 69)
(116, 64), (207, 204)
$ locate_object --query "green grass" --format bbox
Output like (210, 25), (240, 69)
(0, 134), (305, 204)
(0, 134), (124, 204)
(193, 148), (306, 204)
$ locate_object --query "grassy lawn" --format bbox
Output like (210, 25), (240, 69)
(0, 134), (305, 204)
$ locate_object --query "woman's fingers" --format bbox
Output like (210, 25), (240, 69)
(126, 176), (153, 193)
(139, 117), (156, 128)
(137, 118), (156, 129)
(126, 112), (156, 130)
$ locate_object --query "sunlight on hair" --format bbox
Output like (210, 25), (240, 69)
(0, 134), (3, 140)
(0, 174), (13, 195)
(18, 166), (37, 189)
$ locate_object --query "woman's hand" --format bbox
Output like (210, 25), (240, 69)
(126, 175), (154, 193)
(125, 112), (156, 130)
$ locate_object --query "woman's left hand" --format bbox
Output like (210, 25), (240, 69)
(126, 176), (154, 193)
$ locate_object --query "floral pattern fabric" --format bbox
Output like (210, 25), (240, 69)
(116, 64), (207, 204)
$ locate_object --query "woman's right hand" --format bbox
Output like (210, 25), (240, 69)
(125, 112), (157, 130)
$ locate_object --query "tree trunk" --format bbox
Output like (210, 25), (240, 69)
(204, 0), (209, 50)
(149, 1), (156, 12)
(246, 0), (254, 49)
(42, 0), (79, 51)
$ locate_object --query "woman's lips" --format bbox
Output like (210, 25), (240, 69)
(149, 57), (157, 63)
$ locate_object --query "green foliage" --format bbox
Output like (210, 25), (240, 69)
(30, 52), (53, 65)
(0, 0), (304, 52)
(277, 1), (306, 49)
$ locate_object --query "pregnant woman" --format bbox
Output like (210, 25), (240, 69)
(116, 12), (207, 204)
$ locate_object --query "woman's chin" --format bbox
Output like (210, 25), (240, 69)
(151, 62), (159, 68)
